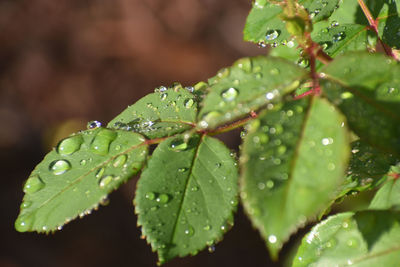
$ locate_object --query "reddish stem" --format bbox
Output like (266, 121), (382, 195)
(358, 0), (398, 60)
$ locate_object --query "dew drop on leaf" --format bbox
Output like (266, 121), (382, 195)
(236, 57), (252, 73)
(333, 31), (346, 42)
(87, 120), (102, 129)
(80, 159), (87, 166)
(95, 167), (105, 178)
(265, 29), (279, 41)
(23, 175), (45, 193)
(203, 225), (211, 231)
(156, 194), (170, 204)
(99, 175), (114, 188)
(169, 138), (188, 151)
(184, 99), (194, 109)
(268, 235), (277, 244)
(113, 155), (127, 168)
(15, 215), (32, 232)
(57, 135), (83, 155)
(145, 192), (156, 200)
(221, 87), (239, 102)
(254, 0), (267, 8)
(90, 129), (117, 156)
(184, 225), (195, 236)
(49, 159), (71, 175)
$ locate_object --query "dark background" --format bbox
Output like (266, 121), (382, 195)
(0, 1), (302, 266)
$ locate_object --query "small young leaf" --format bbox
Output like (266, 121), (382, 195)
(322, 52), (400, 156)
(240, 97), (350, 258)
(135, 134), (238, 264)
(198, 56), (307, 129)
(370, 164), (400, 209)
(108, 87), (197, 139)
(243, 0), (340, 45)
(293, 211), (400, 266)
(15, 128), (148, 232)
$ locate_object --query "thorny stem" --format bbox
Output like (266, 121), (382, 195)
(357, 0), (399, 60)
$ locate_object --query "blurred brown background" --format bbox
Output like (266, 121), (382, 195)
(0, 0), (293, 266)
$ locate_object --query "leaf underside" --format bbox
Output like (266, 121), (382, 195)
(135, 134), (238, 264)
(240, 96), (350, 259)
(15, 127), (148, 232)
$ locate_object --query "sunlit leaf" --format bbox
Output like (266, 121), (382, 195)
(293, 211), (400, 266)
(108, 87), (197, 139)
(135, 134), (238, 264)
(15, 127), (148, 232)
(240, 97), (350, 258)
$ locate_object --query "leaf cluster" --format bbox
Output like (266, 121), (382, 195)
(16, 0), (400, 265)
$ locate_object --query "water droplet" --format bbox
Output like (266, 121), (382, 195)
(331, 21), (339, 27)
(217, 68), (230, 79)
(191, 186), (199, 192)
(113, 155), (127, 168)
(258, 182), (265, 190)
(347, 238), (358, 247)
(57, 135), (83, 155)
(145, 192), (156, 200)
(268, 235), (277, 244)
(184, 99), (194, 109)
(15, 216), (32, 232)
(236, 57), (252, 73)
(342, 221), (349, 229)
(80, 159), (87, 166)
(327, 162), (336, 171)
(322, 137), (334, 145)
(90, 129), (117, 155)
(178, 167), (188, 173)
(99, 175), (114, 188)
(208, 245), (216, 253)
(87, 120), (102, 129)
(266, 180), (275, 188)
(160, 93), (168, 100)
(221, 87), (239, 102)
(49, 159), (71, 175)
(20, 201), (32, 209)
(169, 138), (188, 151)
(265, 29), (279, 41)
(333, 31), (346, 42)
(204, 225), (211, 231)
(23, 175), (45, 193)
(95, 167), (105, 178)
(194, 81), (208, 91)
(341, 91), (354, 99)
(254, 0), (267, 8)
(184, 225), (195, 236)
(156, 194), (170, 204)
(270, 68), (280, 75)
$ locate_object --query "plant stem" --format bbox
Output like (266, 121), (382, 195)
(358, 0), (398, 60)
(207, 113), (258, 136)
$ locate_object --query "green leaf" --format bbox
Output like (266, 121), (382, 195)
(312, 24), (370, 57)
(370, 164), (400, 209)
(15, 127), (148, 233)
(108, 86), (197, 139)
(293, 210), (400, 266)
(135, 134), (238, 264)
(322, 51), (400, 156)
(198, 56), (307, 129)
(240, 97), (350, 258)
(243, 0), (340, 45)
(338, 140), (399, 197)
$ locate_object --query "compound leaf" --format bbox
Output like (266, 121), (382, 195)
(293, 211), (400, 266)
(198, 56), (307, 129)
(240, 97), (350, 259)
(322, 52), (400, 156)
(135, 134), (238, 264)
(15, 127), (148, 232)
(108, 87), (197, 139)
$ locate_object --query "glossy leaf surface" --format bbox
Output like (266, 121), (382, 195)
(322, 52), (400, 156)
(15, 128), (148, 232)
(370, 164), (400, 209)
(135, 134), (238, 264)
(293, 211), (400, 266)
(198, 56), (307, 129)
(240, 97), (350, 258)
(108, 87), (197, 139)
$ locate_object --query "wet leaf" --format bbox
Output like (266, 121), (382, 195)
(135, 134), (238, 264)
(322, 52), (400, 156)
(198, 56), (307, 129)
(243, 0), (340, 45)
(240, 97), (350, 258)
(293, 211), (400, 266)
(15, 128), (148, 232)
(108, 87), (197, 139)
